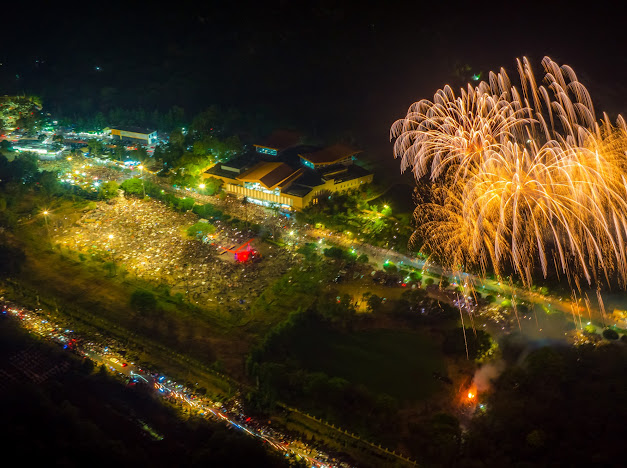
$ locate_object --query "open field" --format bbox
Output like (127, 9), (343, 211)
(272, 324), (445, 403)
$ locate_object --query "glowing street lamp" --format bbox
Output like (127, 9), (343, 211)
(42, 210), (52, 248)
(198, 183), (206, 190)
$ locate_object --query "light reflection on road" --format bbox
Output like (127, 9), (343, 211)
(1, 301), (348, 468)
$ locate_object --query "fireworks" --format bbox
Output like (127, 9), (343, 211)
(391, 57), (627, 290)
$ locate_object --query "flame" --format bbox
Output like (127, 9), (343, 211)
(466, 384), (478, 401)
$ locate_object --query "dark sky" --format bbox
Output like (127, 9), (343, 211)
(2, 1), (626, 164)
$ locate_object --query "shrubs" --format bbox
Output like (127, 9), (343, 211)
(130, 289), (157, 315)
(602, 328), (619, 340)
(443, 327), (492, 360)
(383, 261), (398, 273)
(186, 221), (216, 238)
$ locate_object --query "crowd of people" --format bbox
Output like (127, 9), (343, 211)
(54, 196), (296, 314)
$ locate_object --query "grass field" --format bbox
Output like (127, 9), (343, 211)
(289, 326), (445, 402)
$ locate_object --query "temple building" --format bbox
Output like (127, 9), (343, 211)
(204, 137), (373, 210)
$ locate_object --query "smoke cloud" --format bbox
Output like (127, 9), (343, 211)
(473, 360), (506, 392)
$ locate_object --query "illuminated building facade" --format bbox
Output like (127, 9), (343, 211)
(106, 127), (158, 145)
(204, 142), (373, 210)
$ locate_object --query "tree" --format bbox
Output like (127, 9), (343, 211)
(10, 153), (39, 183)
(37, 171), (62, 198)
(204, 177), (223, 196)
(120, 178), (144, 196)
(584, 324), (597, 335)
(190, 106), (219, 136)
(383, 261), (398, 273)
(103, 261), (116, 277)
(130, 290), (157, 315)
(409, 270), (422, 282)
(114, 144), (127, 161)
(602, 328), (619, 340)
(366, 294), (383, 313)
(0, 140), (13, 152)
(169, 128), (185, 148)
(87, 139), (104, 157)
(134, 146), (149, 162)
(98, 181), (119, 200)
(323, 246), (346, 260)
(443, 328), (492, 359)
(0, 245), (25, 277)
(297, 243), (318, 262)
(186, 222), (216, 239)
(423, 413), (461, 465)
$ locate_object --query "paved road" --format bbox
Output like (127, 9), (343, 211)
(2, 300), (353, 467)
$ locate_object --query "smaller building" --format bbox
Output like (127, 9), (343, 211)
(12, 142), (64, 160)
(106, 127), (158, 145)
(299, 144), (361, 169)
(253, 130), (301, 156)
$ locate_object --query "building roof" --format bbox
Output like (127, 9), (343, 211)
(237, 161), (301, 190)
(108, 126), (156, 135)
(254, 130), (301, 151)
(320, 163), (372, 183)
(221, 154), (254, 173)
(282, 183), (314, 198)
(299, 144), (361, 166)
(204, 164), (242, 181)
(294, 168), (323, 187)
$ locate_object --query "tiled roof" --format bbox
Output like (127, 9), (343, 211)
(254, 130), (301, 151)
(299, 144), (361, 165)
(237, 162), (301, 190)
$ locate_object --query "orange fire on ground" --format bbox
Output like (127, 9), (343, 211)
(466, 384), (477, 402)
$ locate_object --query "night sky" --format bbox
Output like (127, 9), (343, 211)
(2, 1), (625, 167)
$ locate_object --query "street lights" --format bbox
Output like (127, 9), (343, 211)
(42, 210), (52, 248)
(138, 165), (146, 198)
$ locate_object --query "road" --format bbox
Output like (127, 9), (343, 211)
(1, 300), (353, 468)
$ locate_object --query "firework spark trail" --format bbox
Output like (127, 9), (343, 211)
(392, 56), (627, 317)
